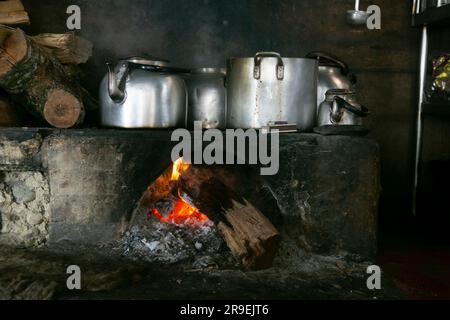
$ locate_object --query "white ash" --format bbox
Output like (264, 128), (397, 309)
(120, 217), (224, 266)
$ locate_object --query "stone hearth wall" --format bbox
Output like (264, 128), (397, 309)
(0, 128), (380, 260)
(0, 172), (49, 246)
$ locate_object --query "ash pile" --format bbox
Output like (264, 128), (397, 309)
(119, 214), (231, 269)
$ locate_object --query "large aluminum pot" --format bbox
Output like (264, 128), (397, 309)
(99, 57), (187, 128)
(185, 68), (226, 129)
(226, 52), (317, 130)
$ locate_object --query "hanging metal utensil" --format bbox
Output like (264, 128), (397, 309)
(346, 0), (369, 26)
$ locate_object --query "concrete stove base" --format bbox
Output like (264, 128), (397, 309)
(0, 128), (380, 260)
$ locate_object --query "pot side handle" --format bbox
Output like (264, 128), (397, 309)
(253, 52), (284, 80)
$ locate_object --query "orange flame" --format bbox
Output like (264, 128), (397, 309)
(151, 157), (210, 225)
(171, 157), (190, 181)
(152, 198), (209, 225)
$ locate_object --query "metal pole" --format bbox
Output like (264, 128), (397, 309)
(412, 25), (428, 216)
(413, 0), (424, 14)
(413, 0), (418, 14)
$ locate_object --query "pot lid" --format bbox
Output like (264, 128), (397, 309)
(121, 56), (170, 68)
(190, 68), (226, 75)
(326, 89), (355, 96)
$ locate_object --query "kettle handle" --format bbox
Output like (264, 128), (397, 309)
(335, 96), (369, 117)
(305, 51), (356, 84)
(254, 52), (284, 80)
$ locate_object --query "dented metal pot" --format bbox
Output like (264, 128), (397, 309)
(226, 52), (317, 130)
(185, 68), (226, 129)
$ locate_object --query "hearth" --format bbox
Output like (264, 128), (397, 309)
(0, 127), (379, 271)
(121, 157), (281, 270)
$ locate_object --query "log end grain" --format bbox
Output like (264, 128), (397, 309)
(43, 89), (83, 128)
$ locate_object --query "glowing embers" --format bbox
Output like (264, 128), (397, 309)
(150, 158), (210, 226)
(151, 195), (209, 226)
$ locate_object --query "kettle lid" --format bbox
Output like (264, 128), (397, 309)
(121, 56), (170, 68)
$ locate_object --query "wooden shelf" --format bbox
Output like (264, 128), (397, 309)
(412, 5), (450, 27)
(422, 102), (450, 116)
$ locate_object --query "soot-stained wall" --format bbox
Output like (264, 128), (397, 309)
(21, 0), (420, 222)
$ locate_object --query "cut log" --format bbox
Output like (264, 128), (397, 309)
(32, 33), (93, 65)
(0, 27), (87, 128)
(0, 0), (29, 25)
(179, 166), (280, 269)
(217, 200), (280, 270)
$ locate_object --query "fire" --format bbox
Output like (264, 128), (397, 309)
(152, 198), (209, 225)
(151, 158), (210, 226)
(171, 157), (190, 181)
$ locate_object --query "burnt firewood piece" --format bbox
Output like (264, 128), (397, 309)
(179, 166), (280, 269)
(217, 200), (280, 270)
(0, 27), (92, 128)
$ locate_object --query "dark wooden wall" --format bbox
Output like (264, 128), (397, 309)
(21, 0), (420, 222)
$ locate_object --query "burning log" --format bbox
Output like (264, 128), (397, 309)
(0, 27), (93, 128)
(133, 159), (280, 269)
(0, 0), (30, 26)
(217, 200), (280, 270)
(179, 166), (280, 270)
(32, 33), (93, 65)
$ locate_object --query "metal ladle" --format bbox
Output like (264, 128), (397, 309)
(346, 0), (369, 25)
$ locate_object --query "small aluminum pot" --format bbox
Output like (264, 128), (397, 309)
(185, 68), (226, 129)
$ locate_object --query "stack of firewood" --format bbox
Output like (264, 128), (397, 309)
(0, 0), (95, 128)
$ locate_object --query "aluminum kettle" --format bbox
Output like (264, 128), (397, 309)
(305, 52), (356, 114)
(317, 89), (369, 126)
(100, 57), (188, 128)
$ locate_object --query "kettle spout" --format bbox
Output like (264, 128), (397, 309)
(107, 62), (128, 102)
